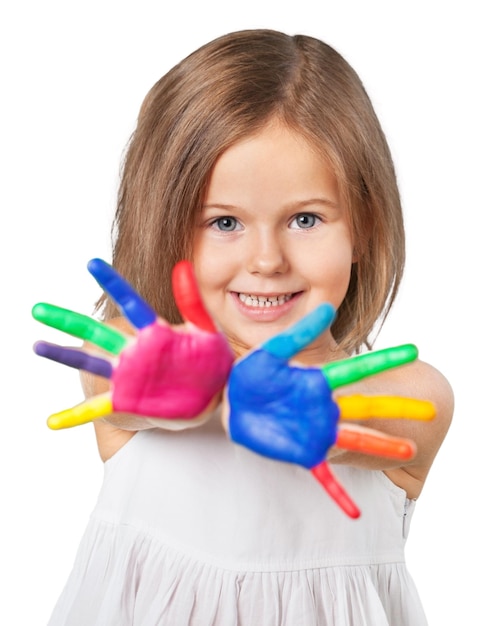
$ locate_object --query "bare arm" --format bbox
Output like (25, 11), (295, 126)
(220, 313), (453, 503)
(330, 358), (454, 497)
(87, 317), (453, 499)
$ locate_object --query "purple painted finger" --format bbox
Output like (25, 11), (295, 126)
(34, 341), (114, 378)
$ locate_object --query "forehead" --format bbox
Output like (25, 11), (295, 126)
(206, 121), (340, 204)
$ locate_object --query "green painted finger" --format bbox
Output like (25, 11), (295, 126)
(32, 303), (128, 355)
(322, 344), (418, 390)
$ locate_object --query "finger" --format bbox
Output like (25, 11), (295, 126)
(261, 303), (335, 360)
(172, 261), (217, 332)
(47, 394), (113, 429)
(34, 341), (113, 378)
(32, 303), (127, 355)
(336, 394), (435, 421)
(310, 461), (360, 519)
(336, 424), (416, 460)
(87, 258), (157, 330)
(322, 344), (418, 390)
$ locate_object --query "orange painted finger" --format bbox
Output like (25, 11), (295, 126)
(336, 424), (416, 460)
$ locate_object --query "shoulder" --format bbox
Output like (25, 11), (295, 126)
(342, 355), (454, 423)
(392, 358), (454, 421)
(383, 358), (454, 497)
(357, 355), (454, 422)
(334, 356), (454, 498)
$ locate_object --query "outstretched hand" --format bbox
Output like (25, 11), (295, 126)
(226, 304), (435, 518)
(33, 260), (435, 518)
(32, 258), (234, 429)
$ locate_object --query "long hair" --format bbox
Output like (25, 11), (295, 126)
(101, 29), (404, 354)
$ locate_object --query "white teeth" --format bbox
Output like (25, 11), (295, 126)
(238, 293), (292, 307)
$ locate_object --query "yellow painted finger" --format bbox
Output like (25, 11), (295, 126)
(336, 394), (435, 421)
(47, 394), (113, 430)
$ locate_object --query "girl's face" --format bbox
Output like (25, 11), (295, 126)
(193, 121), (354, 363)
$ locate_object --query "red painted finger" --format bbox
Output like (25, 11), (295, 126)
(310, 461), (360, 519)
(172, 261), (217, 332)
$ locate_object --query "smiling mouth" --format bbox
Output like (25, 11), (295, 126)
(237, 293), (294, 307)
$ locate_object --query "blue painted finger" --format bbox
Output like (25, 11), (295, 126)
(87, 258), (157, 329)
(261, 303), (335, 360)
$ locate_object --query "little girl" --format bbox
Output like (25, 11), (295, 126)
(34, 29), (453, 625)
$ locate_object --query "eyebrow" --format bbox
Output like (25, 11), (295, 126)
(202, 198), (341, 211)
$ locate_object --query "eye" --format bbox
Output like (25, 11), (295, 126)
(290, 213), (320, 229)
(211, 217), (241, 232)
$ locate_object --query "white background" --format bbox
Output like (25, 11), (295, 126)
(1, 1), (475, 624)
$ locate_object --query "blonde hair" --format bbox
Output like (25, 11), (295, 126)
(102, 29), (405, 354)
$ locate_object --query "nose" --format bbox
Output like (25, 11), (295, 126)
(245, 230), (289, 276)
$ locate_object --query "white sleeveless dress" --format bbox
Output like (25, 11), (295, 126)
(47, 409), (428, 625)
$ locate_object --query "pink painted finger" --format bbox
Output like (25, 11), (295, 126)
(310, 461), (360, 519)
(172, 261), (217, 332)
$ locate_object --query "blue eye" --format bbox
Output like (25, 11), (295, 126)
(213, 217), (240, 231)
(290, 214), (319, 229)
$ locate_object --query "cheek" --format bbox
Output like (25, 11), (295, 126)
(192, 246), (226, 308)
(192, 237), (214, 290)
(313, 242), (354, 301)
(332, 258), (353, 301)
(328, 245), (354, 277)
